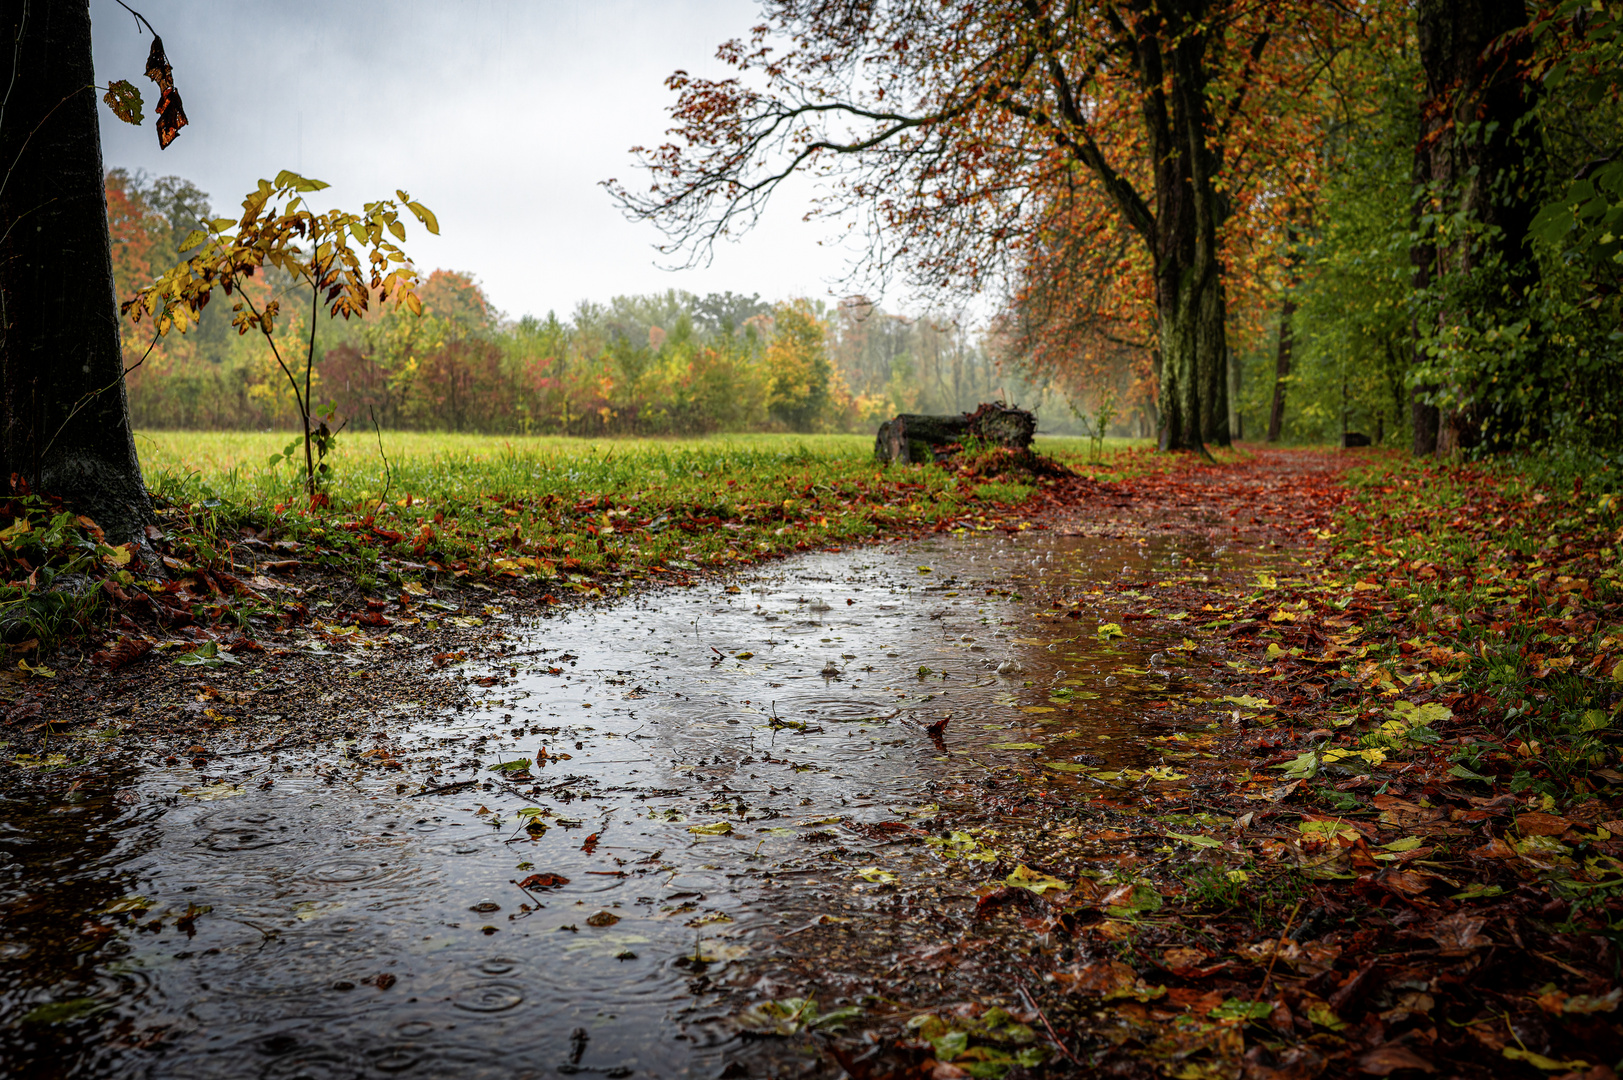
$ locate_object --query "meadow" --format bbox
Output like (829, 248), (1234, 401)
(134, 429), (1146, 507)
(131, 430), (1154, 594)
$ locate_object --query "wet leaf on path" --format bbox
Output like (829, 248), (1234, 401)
(1006, 864), (1068, 894)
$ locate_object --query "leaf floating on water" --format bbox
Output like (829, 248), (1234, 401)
(489, 758), (531, 772)
(179, 782), (244, 800)
(855, 866), (897, 883)
(740, 997), (863, 1035)
(518, 873), (569, 889)
(988, 741), (1044, 750)
(585, 910), (620, 927)
(1096, 622), (1125, 640)
(688, 821), (733, 835)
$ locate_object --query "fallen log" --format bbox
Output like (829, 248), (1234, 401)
(874, 402), (1036, 464)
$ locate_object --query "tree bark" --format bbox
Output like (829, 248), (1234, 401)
(0, 0), (152, 541)
(874, 405), (1036, 464)
(1412, 0), (1540, 454)
(1267, 294), (1295, 442)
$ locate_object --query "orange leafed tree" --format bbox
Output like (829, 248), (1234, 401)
(610, 0), (1348, 454)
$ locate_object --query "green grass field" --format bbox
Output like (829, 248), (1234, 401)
(134, 430), (1152, 508)
(125, 429), (1154, 593)
(123, 430), (1152, 595)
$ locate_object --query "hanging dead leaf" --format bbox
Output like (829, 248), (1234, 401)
(142, 36), (188, 148)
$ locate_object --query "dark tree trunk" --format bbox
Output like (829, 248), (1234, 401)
(1413, 0), (1540, 455)
(0, 0), (151, 541)
(1410, 91), (1440, 456)
(874, 404), (1035, 464)
(1267, 295), (1295, 443)
(1137, 0), (1234, 455)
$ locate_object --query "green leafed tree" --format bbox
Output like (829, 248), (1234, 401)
(763, 301), (832, 432)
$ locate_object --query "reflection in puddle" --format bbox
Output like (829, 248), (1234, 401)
(0, 530), (1285, 1077)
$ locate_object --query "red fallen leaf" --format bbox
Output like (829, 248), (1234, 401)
(1516, 811), (1573, 836)
(926, 716), (949, 736)
(475, 676), (500, 687)
(224, 636), (264, 654)
(1050, 958), (1139, 997)
(1469, 836), (1517, 859)
(973, 886), (1047, 919)
(1241, 1045), (1325, 1080)
(92, 636), (153, 670)
(517, 873), (568, 889)
(1428, 910), (1490, 952)
(580, 832), (599, 855)
(1329, 957), (1380, 1012)
(1355, 1043), (1434, 1075)
(373, 973), (396, 991)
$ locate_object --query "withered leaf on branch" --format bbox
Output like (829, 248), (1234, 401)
(102, 80), (144, 125)
(144, 36), (173, 90)
(155, 87), (188, 149)
(143, 35), (188, 148)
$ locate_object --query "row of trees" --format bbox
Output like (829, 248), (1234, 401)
(613, 0), (1623, 459)
(108, 170), (1068, 436)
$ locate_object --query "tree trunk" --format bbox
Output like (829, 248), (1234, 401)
(1413, 0), (1540, 454)
(1267, 294), (1296, 442)
(874, 404), (1036, 464)
(0, 0), (152, 541)
(1156, 278), (1204, 453)
(1197, 272), (1230, 447)
(1409, 104), (1440, 456)
(1227, 345), (1242, 441)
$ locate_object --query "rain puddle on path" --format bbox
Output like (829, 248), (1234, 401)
(0, 530), (1285, 1079)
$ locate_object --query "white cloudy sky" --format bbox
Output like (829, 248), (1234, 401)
(90, 0), (894, 322)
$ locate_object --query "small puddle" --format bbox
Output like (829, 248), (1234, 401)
(0, 529), (1286, 1077)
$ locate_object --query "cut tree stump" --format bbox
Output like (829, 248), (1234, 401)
(874, 402), (1037, 464)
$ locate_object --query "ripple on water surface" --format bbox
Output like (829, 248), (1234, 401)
(0, 530), (1286, 1078)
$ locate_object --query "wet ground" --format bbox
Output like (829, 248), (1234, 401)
(0, 528), (1289, 1079)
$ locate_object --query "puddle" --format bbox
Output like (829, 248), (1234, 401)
(0, 529), (1286, 1077)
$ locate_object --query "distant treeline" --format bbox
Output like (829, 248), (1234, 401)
(107, 170), (1082, 437)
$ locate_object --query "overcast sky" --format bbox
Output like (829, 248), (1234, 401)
(90, 0), (887, 322)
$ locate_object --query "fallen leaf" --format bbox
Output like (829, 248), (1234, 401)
(1006, 864), (1068, 894)
(1502, 1046), (1590, 1071)
(1357, 1043), (1435, 1074)
(1516, 812), (1573, 837)
(518, 873), (568, 889)
(1428, 911), (1489, 952)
